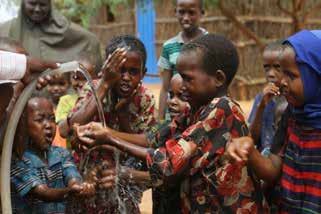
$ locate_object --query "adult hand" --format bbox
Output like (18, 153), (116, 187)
(36, 74), (52, 90)
(226, 137), (255, 163)
(101, 48), (127, 86)
(261, 82), (280, 106)
(27, 56), (58, 73)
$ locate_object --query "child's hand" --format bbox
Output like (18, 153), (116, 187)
(226, 137), (255, 163)
(70, 182), (96, 197)
(101, 48), (127, 86)
(98, 168), (116, 190)
(262, 82), (280, 106)
(73, 122), (110, 149)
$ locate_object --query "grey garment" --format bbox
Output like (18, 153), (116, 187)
(0, 1), (102, 70)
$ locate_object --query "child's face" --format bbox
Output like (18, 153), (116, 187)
(27, 98), (55, 151)
(279, 47), (304, 107)
(71, 61), (94, 93)
(177, 51), (219, 109)
(262, 49), (283, 87)
(114, 51), (144, 98)
(168, 75), (189, 119)
(175, 0), (203, 33)
(23, 0), (51, 24)
(47, 74), (69, 103)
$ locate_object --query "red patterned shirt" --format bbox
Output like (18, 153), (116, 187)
(146, 96), (269, 213)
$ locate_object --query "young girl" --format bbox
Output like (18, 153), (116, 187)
(61, 35), (156, 213)
(227, 30), (321, 213)
(11, 97), (94, 214)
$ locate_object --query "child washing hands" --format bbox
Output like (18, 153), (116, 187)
(11, 97), (95, 214)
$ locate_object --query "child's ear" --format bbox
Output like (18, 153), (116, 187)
(142, 67), (147, 76)
(214, 70), (226, 87)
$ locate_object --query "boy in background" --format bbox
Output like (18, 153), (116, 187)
(158, 0), (207, 120)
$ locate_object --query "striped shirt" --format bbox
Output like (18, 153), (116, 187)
(157, 28), (208, 74)
(11, 146), (82, 214)
(272, 113), (321, 214)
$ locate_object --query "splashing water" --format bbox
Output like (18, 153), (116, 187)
(56, 62), (133, 213)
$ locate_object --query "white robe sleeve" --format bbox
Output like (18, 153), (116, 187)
(0, 50), (26, 80)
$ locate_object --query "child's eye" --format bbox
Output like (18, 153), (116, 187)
(168, 92), (174, 99)
(128, 69), (140, 76)
(284, 70), (295, 80)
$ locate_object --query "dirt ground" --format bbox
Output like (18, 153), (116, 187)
(139, 83), (254, 214)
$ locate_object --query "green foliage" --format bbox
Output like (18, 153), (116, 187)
(54, 0), (219, 28)
(55, 0), (132, 28)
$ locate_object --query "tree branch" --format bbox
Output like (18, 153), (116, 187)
(218, 0), (265, 52)
(277, 0), (294, 17)
(303, 2), (321, 23)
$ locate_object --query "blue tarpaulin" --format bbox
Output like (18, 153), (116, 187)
(136, 0), (160, 83)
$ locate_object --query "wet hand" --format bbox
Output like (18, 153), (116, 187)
(262, 82), (280, 106)
(101, 48), (127, 86)
(98, 168), (116, 190)
(226, 137), (255, 163)
(73, 122), (110, 148)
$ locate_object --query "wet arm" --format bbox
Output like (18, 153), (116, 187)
(108, 129), (148, 147)
(29, 178), (80, 202)
(107, 136), (149, 160)
(158, 69), (172, 120)
(59, 79), (110, 138)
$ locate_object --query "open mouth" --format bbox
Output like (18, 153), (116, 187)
(119, 83), (131, 94)
(44, 132), (54, 144)
(168, 108), (181, 117)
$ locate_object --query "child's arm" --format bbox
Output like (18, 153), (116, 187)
(158, 69), (173, 120)
(59, 49), (126, 138)
(250, 83), (280, 144)
(227, 136), (282, 183)
(29, 178), (82, 202)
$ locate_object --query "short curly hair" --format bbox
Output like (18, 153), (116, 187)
(105, 34), (147, 66)
(181, 34), (239, 85)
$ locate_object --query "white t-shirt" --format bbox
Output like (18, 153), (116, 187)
(0, 50), (26, 82)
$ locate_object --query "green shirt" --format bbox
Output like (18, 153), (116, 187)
(157, 28), (208, 75)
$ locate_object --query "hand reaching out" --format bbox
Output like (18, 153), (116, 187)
(226, 137), (255, 163)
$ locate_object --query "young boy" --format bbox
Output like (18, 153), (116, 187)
(11, 97), (94, 214)
(227, 30), (321, 214)
(248, 41), (288, 156)
(75, 34), (269, 213)
(158, 0), (207, 120)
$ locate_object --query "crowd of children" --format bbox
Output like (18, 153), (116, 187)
(1, 0), (321, 214)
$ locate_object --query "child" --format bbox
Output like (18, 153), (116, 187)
(158, 0), (207, 120)
(11, 97), (95, 214)
(45, 73), (70, 148)
(46, 73), (70, 108)
(248, 41), (288, 156)
(227, 30), (321, 213)
(76, 34), (269, 213)
(62, 35), (156, 213)
(55, 53), (96, 149)
(75, 73), (189, 214)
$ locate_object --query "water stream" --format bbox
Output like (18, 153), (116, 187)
(1, 61), (129, 213)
